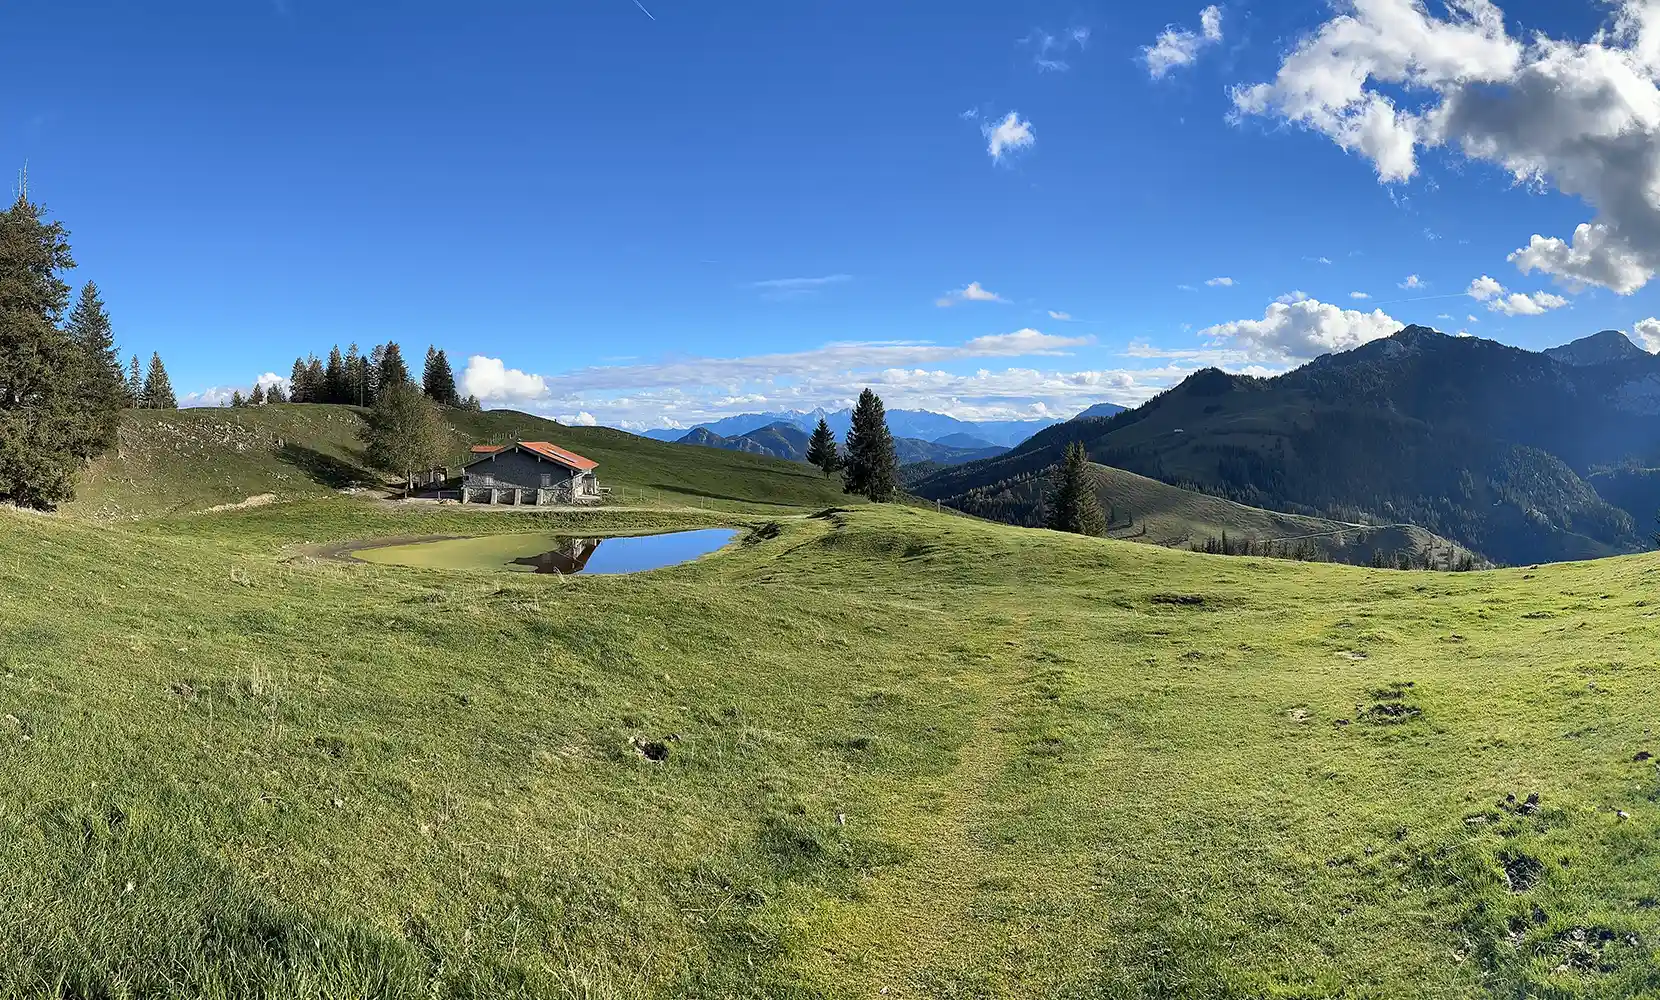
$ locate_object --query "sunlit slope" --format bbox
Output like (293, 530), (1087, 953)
(1, 499), (1657, 995)
(67, 404), (855, 517)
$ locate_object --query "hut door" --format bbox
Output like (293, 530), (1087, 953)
(540, 473), (554, 488)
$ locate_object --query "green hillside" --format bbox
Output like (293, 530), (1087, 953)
(1, 498), (1658, 996)
(68, 404), (856, 517)
(952, 461), (1484, 567)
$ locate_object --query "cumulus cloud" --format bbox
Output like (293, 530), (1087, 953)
(1635, 317), (1660, 352)
(937, 281), (1008, 307)
(1466, 273), (1570, 315)
(1144, 5), (1224, 79)
(1399, 274), (1423, 289)
(1232, 0), (1660, 294)
(1205, 276), (1235, 287)
(560, 411), (599, 426)
(1199, 295), (1405, 362)
(462, 355), (551, 402)
(982, 112), (1035, 161)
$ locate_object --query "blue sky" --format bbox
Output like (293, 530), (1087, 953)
(7, 1), (1660, 428)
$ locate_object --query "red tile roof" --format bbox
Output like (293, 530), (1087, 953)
(518, 441), (599, 471)
(465, 441), (598, 471)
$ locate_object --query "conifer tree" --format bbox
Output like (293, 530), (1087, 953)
(377, 341), (410, 390)
(0, 194), (85, 507)
(1045, 441), (1106, 536)
(250, 382), (266, 405)
(461, 394), (482, 412)
(841, 388), (898, 502)
(126, 355), (144, 407)
(305, 356), (325, 401)
(362, 381), (446, 479)
(345, 343), (364, 405)
(423, 346), (459, 406)
(142, 353), (177, 409)
(324, 346), (346, 404)
(230, 390), (246, 408)
(806, 417), (841, 478)
(266, 382), (289, 404)
(65, 281), (123, 450)
(367, 344), (386, 405)
(289, 358), (309, 403)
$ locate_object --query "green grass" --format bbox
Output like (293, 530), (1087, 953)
(2, 496), (1659, 997)
(68, 404), (856, 517)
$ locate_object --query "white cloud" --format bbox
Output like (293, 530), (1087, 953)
(1466, 273), (1570, 315)
(1634, 317), (1660, 352)
(1232, 0), (1660, 294)
(1024, 26), (1091, 72)
(1349, 291), (1371, 299)
(937, 281), (1008, 307)
(959, 108), (980, 121)
(1399, 274), (1423, 289)
(1199, 296), (1405, 362)
(1048, 309), (1073, 320)
(748, 274), (852, 291)
(462, 355), (551, 402)
(1205, 276), (1235, 287)
(1275, 290), (1311, 304)
(1144, 5), (1224, 79)
(982, 112), (1035, 162)
(560, 411), (599, 426)
(1468, 314), (1480, 323)
(179, 372), (291, 408)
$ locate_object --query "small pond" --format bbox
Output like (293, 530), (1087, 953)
(352, 528), (739, 575)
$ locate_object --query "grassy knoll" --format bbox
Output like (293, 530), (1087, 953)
(2, 499), (1660, 997)
(69, 405), (854, 517)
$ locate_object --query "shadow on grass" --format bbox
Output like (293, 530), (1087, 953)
(276, 443), (376, 490)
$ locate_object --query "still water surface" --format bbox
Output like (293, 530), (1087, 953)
(353, 528), (739, 574)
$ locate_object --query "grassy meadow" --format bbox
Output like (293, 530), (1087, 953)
(3, 483), (1660, 996)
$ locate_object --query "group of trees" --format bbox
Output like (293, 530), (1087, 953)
(240, 342), (477, 412)
(0, 194), (172, 507)
(806, 388), (900, 503)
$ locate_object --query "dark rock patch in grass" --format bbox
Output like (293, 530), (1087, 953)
(1359, 701), (1422, 724)
(1150, 593), (1205, 606)
(1500, 851), (1545, 892)
(631, 735), (675, 762)
(1634, 750), (1653, 763)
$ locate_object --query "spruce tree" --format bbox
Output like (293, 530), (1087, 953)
(142, 353), (177, 409)
(250, 382), (266, 405)
(423, 347), (458, 406)
(324, 345), (346, 404)
(377, 341), (410, 390)
(0, 194), (85, 507)
(1045, 441), (1106, 536)
(65, 281), (123, 451)
(806, 417), (841, 478)
(305, 356), (325, 401)
(461, 394), (482, 412)
(841, 388), (898, 502)
(345, 343), (364, 405)
(362, 381), (446, 478)
(366, 344), (386, 405)
(230, 390), (246, 408)
(126, 355), (144, 407)
(289, 358), (309, 403)
(267, 382), (289, 404)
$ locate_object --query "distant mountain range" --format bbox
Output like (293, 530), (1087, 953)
(676, 420), (1008, 467)
(640, 402), (1126, 449)
(912, 327), (1660, 566)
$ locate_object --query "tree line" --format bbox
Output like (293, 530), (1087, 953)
(0, 194), (175, 507)
(223, 343), (479, 412)
(805, 388), (900, 502)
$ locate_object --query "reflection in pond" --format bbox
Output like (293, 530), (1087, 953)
(350, 528), (739, 575)
(510, 538), (601, 574)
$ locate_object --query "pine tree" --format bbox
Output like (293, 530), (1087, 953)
(841, 388), (898, 502)
(65, 281), (124, 451)
(126, 355), (144, 407)
(324, 345), (346, 405)
(266, 382), (289, 404)
(142, 353), (177, 409)
(345, 343), (364, 406)
(362, 381), (446, 479)
(305, 356), (325, 401)
(250, 383), (266, 405)
(0, 194), (85, 507)
(806, 417), (841, 478)
(230, 390), (246, 408)
(423, 346), (459, 406)
(461, 394), (482, 412)
(366, 344), (386, 405)
(1045, 441), (1106, 536)
(289, 358), (309, 403)
(377, 342), (410, 390)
